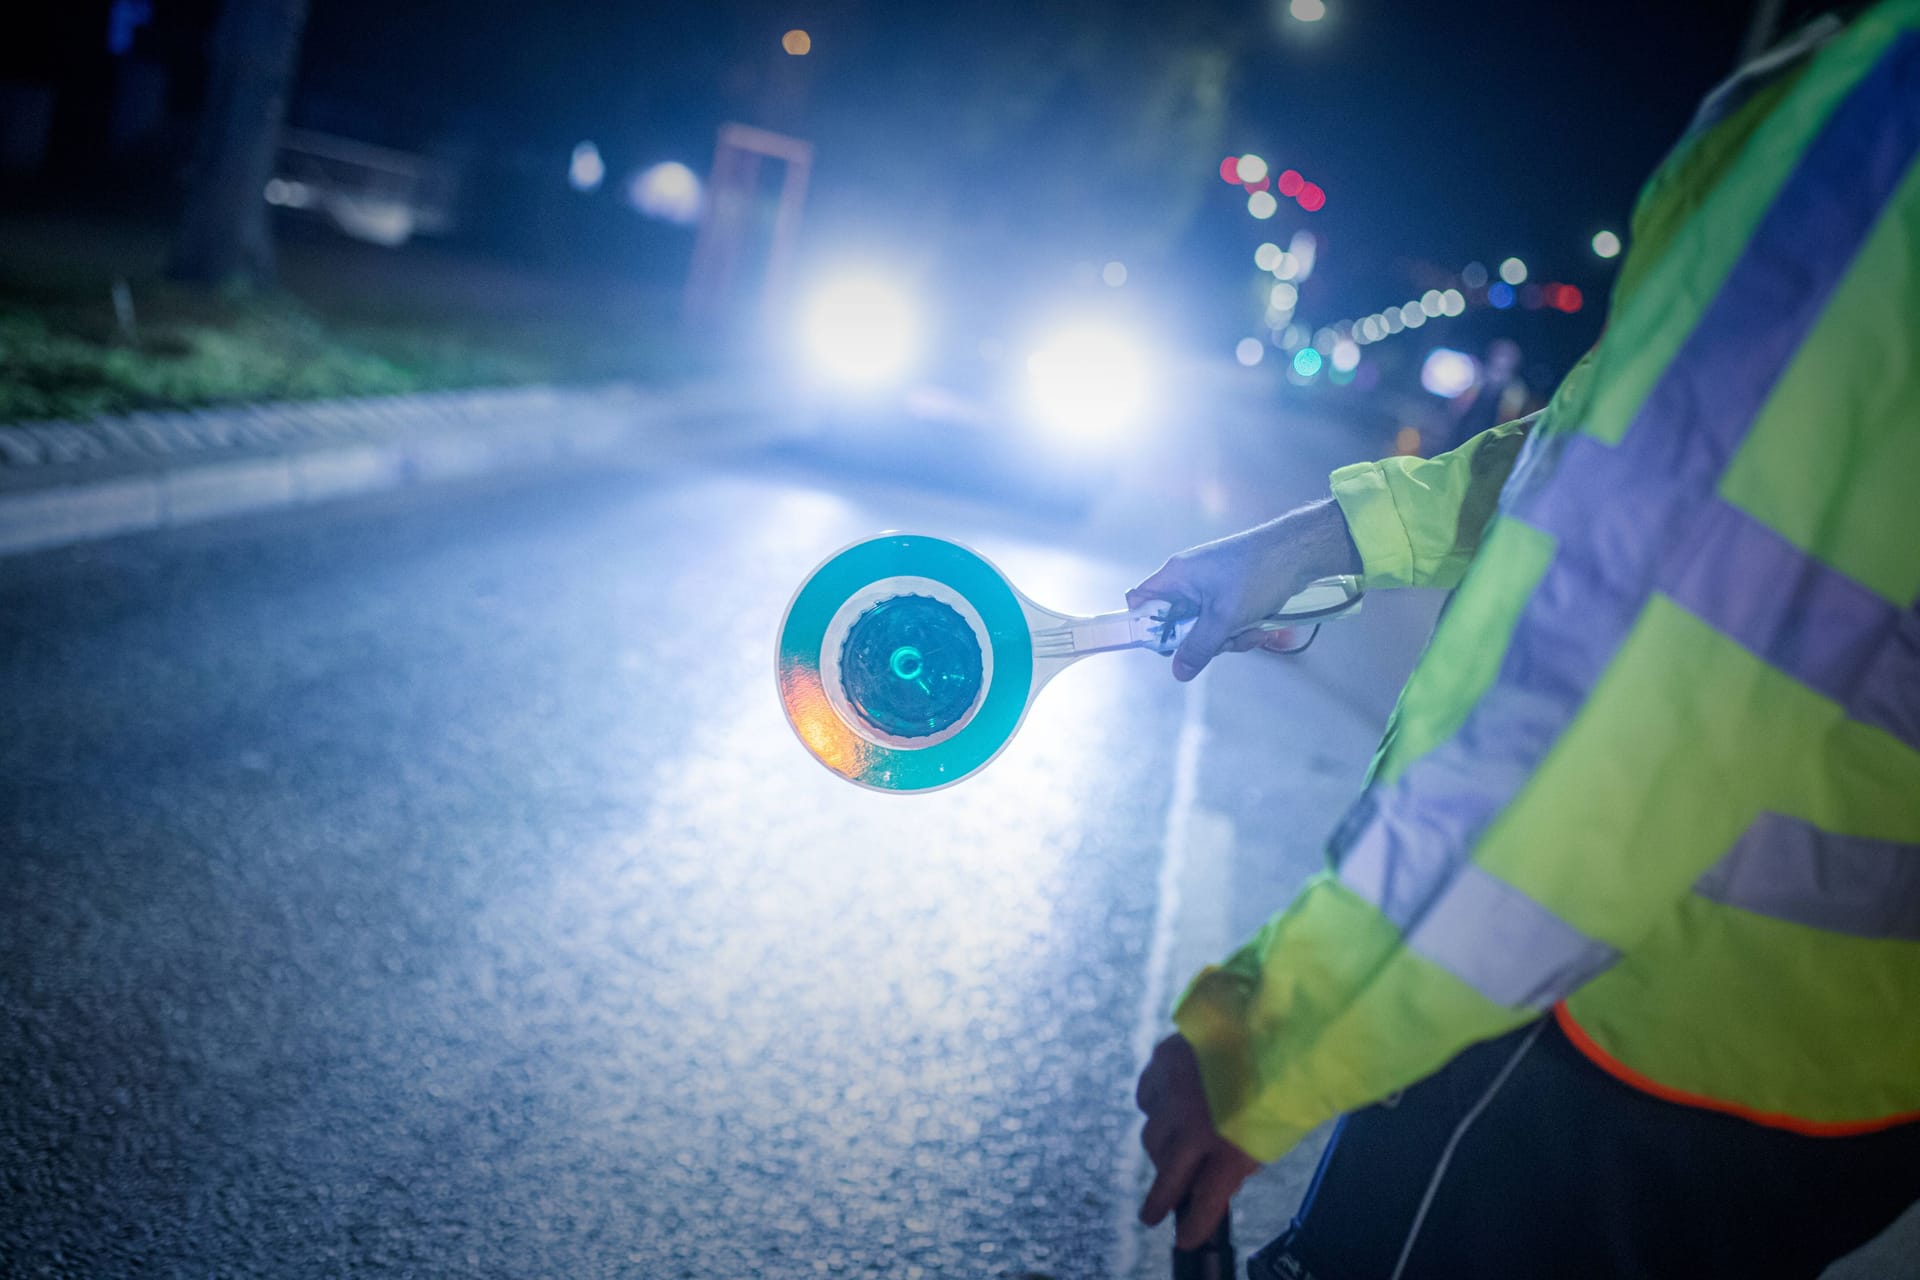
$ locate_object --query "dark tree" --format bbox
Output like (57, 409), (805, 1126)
(170, 0), (310, 287)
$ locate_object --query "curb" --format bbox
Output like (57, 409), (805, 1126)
(0, 382), (769, 558)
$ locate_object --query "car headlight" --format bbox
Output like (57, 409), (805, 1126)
(1023, 323), (1154, 439)
(800, 273), (922, 389)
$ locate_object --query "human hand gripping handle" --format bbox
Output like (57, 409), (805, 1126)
(1138, 1035), (1259, 1267)
(1127, 498), (1364, 681)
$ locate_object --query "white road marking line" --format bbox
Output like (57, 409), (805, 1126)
(1110, 678), (1209, 1277)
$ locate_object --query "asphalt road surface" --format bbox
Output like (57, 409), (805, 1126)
(3, 404), (1911, 1277)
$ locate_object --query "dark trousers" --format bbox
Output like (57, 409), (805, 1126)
(1249, 1017), (1920, 1280)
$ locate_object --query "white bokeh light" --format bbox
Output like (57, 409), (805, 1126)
(1421, 347), (1479, 397)
(630, 161), (703, 224)
(569, 141), (605, 192)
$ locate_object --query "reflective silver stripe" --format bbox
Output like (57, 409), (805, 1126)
(1694, 813), (1920, 941)
(1340, 817), (1620, 1010)
(1852, 601), (1920, 750)
(1658, 499), (1909, 737)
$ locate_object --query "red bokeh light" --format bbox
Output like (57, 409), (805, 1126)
(1220, 156), (1242, 184)
(1297, 183), (1326, 212)
(1242, 176), (1272, 193)
(1276, 169), (1304, 198)
(1555, 284), (1584, 312)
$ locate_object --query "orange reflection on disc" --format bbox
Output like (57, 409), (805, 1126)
(779, 662), (873, 782)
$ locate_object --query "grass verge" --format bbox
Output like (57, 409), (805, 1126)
(0, 212), (703, 423)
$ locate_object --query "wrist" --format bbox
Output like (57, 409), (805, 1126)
(1271, 497), (1362, 583)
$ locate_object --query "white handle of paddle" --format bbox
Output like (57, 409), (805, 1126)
(1132, 574), (1364, 656)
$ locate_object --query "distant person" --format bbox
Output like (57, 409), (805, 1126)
(1130, 4), (1919, 1277)
(1437, 337), (1526, 454)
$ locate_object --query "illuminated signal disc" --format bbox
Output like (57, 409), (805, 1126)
(777, 534), (1034, 792)
(839, 595), (984, 739)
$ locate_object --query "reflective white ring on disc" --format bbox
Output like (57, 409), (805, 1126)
(819, 576), (995, 750)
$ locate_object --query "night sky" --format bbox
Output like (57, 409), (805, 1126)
(15, 0), (1840, 368)
(289, 1), (1799, 350)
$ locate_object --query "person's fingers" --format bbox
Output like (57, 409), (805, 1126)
(1125, 564), (1187, 612)
(1254, 627), (1308, 655)
(1137, 1139), (1205, 1227)
(1121, 583), (1182, 617)
(1134, 1059), (1161, 1111)
(1173, 1153), (1246, 1250)
(1139, 1110), (1172, 1158)
(1171, 611), (1234, 682)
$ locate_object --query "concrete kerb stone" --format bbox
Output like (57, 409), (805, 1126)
(0, 381), (769, 559)
(0, 473), (163, 555)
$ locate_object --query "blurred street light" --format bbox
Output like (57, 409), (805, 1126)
(1236, 154), (1270, 184)
(1287, 230), (1318, 279)
(1248, 190), (1279, 219)
(800, 273), (921, 388)
(782, 29), (811, 55)
(629, 161), (703, 223)
(1236, 338), (1265, 366)
(1592, 229), (1622, 258)
(1499, 256), (1529, 285)
(1025, 324), (1156, 439)
(1421, 347), (1478, 397)
(568, 141), (605, 192)
(1290, 0), (1329, 22)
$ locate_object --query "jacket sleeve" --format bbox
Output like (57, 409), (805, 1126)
(1329, 413), (1539, 591)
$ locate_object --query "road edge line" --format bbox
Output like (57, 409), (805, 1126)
(1110, 677), (1209, 1278)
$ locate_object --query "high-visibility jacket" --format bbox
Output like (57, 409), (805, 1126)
(1174, 1), (1920, 1161)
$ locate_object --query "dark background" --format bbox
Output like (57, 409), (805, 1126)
(6, 0), (1837, 375)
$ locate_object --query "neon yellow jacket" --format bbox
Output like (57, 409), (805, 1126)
(1175, 1), (1920, 1157)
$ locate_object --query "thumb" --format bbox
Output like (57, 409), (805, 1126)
(1171, 612), (1233, 682)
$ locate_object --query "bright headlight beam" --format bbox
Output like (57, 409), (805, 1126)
(801, 274), (921, 388)
(1024, 324), (1154, 439)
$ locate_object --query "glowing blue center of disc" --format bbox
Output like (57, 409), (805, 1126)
(840, 595), (983, 739)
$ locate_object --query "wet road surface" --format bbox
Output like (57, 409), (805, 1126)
(10, 426), (1904, 1277)
(0, 442), (1394, 1278)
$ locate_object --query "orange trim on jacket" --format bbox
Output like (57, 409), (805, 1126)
(1553, 1003), (1920, 1138)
